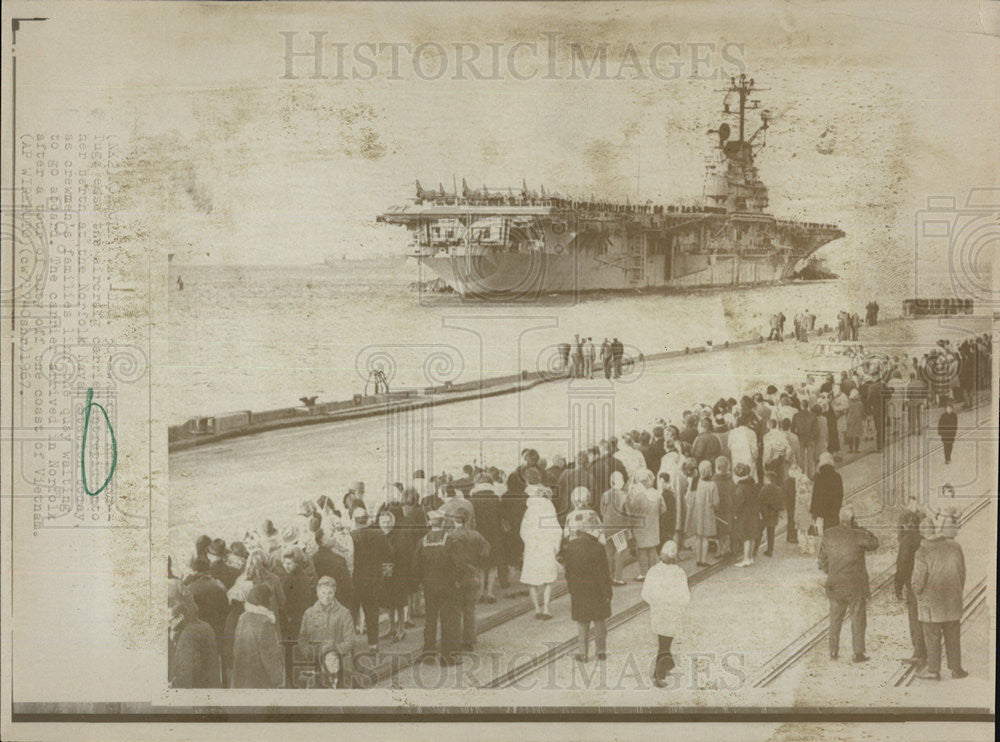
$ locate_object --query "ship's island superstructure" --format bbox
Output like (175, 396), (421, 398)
(377, 75), (844, 298)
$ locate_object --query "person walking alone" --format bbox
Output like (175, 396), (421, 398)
(938, 403), (958, 465)
(641, 541), (690, 688)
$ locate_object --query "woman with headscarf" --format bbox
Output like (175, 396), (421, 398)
(732, 463), (760, 567)
(624, 469), (666, 581)
(640, 541), (690, 688)
(560, 510), (612, 664)
(563, 486), (596, 539)
(687, 460), (719, 567)
(844, 389), (866, 453)
(520, 484), (562, 619)
(601, 471), (632, 585)
(232, 583), (285, 688)
(712, 456), (735, 556)
(811, 451), (844, 534)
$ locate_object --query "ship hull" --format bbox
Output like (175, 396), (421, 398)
(418, 250), (803, 298)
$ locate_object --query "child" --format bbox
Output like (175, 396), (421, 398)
(789, 463), (815, 554)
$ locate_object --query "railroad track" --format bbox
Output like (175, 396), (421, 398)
(886, 576), (990, 687)
(749, 495), (991, 689)
(480, 550), (737, 689)
(375, 407), (991, 688)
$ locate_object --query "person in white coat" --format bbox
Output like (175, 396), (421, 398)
(728, 415), (759, 482)
(520, 488), (562, 620)
(640, 540), (691, 687)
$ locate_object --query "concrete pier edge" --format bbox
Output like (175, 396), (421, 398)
(167, 314), (969, 453)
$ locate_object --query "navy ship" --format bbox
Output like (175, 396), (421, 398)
(378, 75), (844, 299)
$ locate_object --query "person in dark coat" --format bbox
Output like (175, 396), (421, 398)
(937, 404), (958, 464)
(400, 488), (428, 624)
(277, 547), (316, 643)
(866, 377), (888, 451)
(500, 475), (531, 577)
(792, 405), (818, 476)
(446, 509), (490, 651)
(469, 478), (504, 602)
(656, 472), (677, 549)
(824, 405), (840, 455)
(184, 556), (230, 648)
(818, 507), (879, 662)
(169, 580), (221, 688)
(232, 584), (285, 688)
(712, 456), (735, 556)
(506, 449), (539, 497)
(350, 508), (390, 650)
(544, 455), (566, 489)
(560, 512), (612, 664)
(810, 452), (844, 532)
(691, 418), (721, 464)
(913, 509), (968, 680)
(207, 539), (241, 590)
(311, 531), (354, 613)
(591, 440), (628, 495)
(411, 510), (461, 665)
(556, 452), (593, 525)
(894, 494), (926, 668)
(731, 464), (760, 567)
(376, 510), (409, 642)
(757, 468), (784, 557)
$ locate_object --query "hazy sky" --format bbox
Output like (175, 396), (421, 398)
(15, 0), (1000, 291)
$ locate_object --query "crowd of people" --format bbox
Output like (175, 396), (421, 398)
(167, 325), (991, 689)
(768, 301), (877, 344)
(819, 488), (969, 679)
(557, 335), (626, 379)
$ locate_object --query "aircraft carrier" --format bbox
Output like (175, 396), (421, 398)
(378, 75), (844, 299)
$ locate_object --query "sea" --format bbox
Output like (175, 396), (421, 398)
(167, 258), (866, 425)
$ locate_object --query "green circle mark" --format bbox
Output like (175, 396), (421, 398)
(81, 387), (117, 497)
